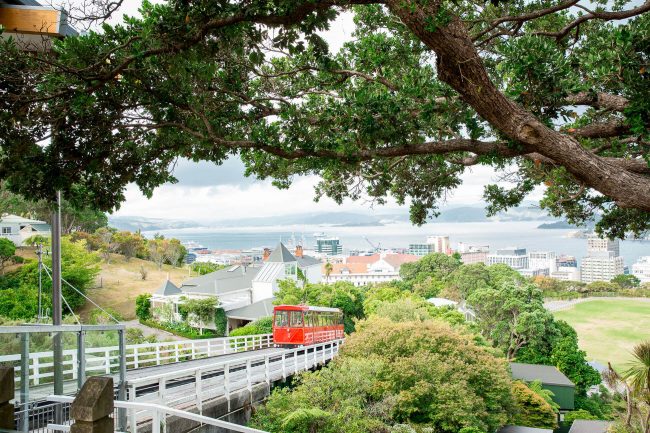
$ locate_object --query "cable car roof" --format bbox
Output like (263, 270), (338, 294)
(274, 304), (341, 313)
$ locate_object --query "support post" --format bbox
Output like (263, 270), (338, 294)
(77, 330), (86, 390)
(20, 333), (29, 433)
(52, 190), (64, 423)
(70, 377), (114, 433)
(117, 329), (127, 432)
(0, 367), (15, 431)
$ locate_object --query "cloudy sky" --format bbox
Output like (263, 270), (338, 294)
(64, 1), (543, 222)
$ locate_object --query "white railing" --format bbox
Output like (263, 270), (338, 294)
(46, 395), (269, 433)
(0, 333), (273, 387)
(127, 340), (343, 412)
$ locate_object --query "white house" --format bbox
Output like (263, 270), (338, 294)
(150, 243), (322, 333)
(322, 253), (419, 286)
(0, 214), (51, 246)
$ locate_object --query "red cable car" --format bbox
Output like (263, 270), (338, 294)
(273, 305), (344, 347)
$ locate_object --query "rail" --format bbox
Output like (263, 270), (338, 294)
(46, 395), (269, 433)
(0, 331), (273, 387)
(127, 340), (343, 411)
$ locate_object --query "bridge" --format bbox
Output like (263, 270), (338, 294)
(0, 324), (343, 433)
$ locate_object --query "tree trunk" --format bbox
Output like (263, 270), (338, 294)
(386, 0), (650, 210)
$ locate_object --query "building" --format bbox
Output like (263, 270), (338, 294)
(0, 0), (77, 50)
(580, 235), (624, 283)
(519, 268), (549, 278)
(315, 237), (343, 256)
(568, 420), (613, 433)
(408, 235), (451, 256)
(510, 362), (575, 411)
(557, 255), (578, 268)
(550, 267), (581, 282)
(632, 256), (650, 283)
(150, 243), (321, 333)
(498, 427), (553, 433)
(0, 214), (51, 246)
(457, 243), (489, 264)
(528, 251), (557, 274)
(323, 253), (419, 286)
(487, 247), (529, 269)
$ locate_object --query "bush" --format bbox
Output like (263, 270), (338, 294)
(139, 318), (219, 339)
(88, 307), (123, 324)
(135, 293), (152, 320)
(230, 316), (273, 337)
(12, 255), (24, 264)
(510, 381), (557, 429)
(214, 307), (227, 337)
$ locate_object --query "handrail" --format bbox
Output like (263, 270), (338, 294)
(0, 324), (126, 333)
(47, 395), (269, 433)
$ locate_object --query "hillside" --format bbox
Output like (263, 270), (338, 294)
(78, 254), (189, 320)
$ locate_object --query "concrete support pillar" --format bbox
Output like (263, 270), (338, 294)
(70, 377), (114, 433)
(0, 367), (15, 430)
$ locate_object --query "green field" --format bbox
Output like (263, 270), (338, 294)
(554, 299), (650, 371)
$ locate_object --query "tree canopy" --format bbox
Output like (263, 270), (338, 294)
(2, 0), (650, 236)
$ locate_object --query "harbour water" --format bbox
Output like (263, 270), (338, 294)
(144, 221), (650, 267)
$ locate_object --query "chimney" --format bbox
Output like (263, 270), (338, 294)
(263, 248), (271, 261)
(295, 245), (304, 258)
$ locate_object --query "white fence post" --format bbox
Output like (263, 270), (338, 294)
(264, 357), (270, 385)
(281, 353), (286, 381)
(105, 350), (111, 374)
(224, 363), (231, 400)
(195, 369), (202, 415)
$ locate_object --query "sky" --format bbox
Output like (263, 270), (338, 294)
(61, 0), (546, 222)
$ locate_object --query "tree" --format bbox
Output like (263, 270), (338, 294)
(95, 227), (117, 263)
(191, 262), (226, 276)
(251, 317), (515, 433)
(0, 238), (16, 275)
(148, 239), (166, 270)
(5, 1), (650, 238)
(113, 231), (145, 261)
(180, 297), (218, 335)
(469, 279), (553, 360)
(324, 262), (333, 283)
(613, 274), (642, 290)
(511, 381), (558, 429)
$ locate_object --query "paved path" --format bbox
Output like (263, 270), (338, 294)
(122, 320), (188, 342)
(545, 296), (650, 312)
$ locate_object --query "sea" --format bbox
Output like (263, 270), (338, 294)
(143, 221), (650, 268)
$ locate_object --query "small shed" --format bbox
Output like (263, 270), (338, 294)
(510, 362), (575, 410)
(568, 420), (613, 433)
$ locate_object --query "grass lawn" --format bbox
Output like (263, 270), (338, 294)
(554, 299), (650, 371)
(78, 253), (190, 321)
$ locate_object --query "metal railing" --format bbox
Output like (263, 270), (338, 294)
(0, 331), (272, 389)
(126, 340), (343, 413)
(47, 395), (269, 433)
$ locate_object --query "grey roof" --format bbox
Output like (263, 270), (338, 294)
(568, 420), (613, 433)
(226, 298), (275, 321)
(510, 363), (575, 387)
(179, 265), (260, 295)
(588, 361), (607, 374)
(267, 243), (296, 263)
(498, 427), (553, 433)
(296, 255), (321, 267)
(155, 280), (181, 296)
(253, 262), (284, 284)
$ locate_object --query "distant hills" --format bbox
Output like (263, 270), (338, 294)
(109, 204), (557, 232)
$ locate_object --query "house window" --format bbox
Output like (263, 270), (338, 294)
(1, 227), (11, 235)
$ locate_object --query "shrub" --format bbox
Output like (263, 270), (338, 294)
(135, 293), (152, 320)
(230, 316), (273, 337)
(12, 255), (24, 264)
(510, 381), (557, 429)
(214, 307), (227, 337)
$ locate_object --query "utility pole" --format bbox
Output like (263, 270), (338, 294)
(52, 190), (63, 422)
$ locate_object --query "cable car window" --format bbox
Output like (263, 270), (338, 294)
(275, 311), (288, 327)
(290, 311), (304, 327)
(306, 312), (312, 328)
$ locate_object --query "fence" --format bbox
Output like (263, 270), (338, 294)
(46, 395), (269, 433)
(126, 339), (343, 412)
(0, 332), (273, 389)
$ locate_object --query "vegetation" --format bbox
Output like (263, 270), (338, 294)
(179, 297), (218, 335)
(135, 293), (152, 321)
(191, 262), (227, 276)
(0, 238), (16, 275)
(0, 237), (100, 319)
(229, 317), (273, 337)
(510, 381), (557, 429)
(252, 317), (515, 433)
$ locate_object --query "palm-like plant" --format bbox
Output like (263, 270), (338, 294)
(625, 342), (650, 395)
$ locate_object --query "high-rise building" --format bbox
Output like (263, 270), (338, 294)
(487, 247), (528, 269)
(408, 235), (451, 256)
(528, 251), (557, 274)
(632, 256), (650, 283)
(457, 243), (489, 264)
(580, 235), (624, 283)
(316, 237), (343, 256)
